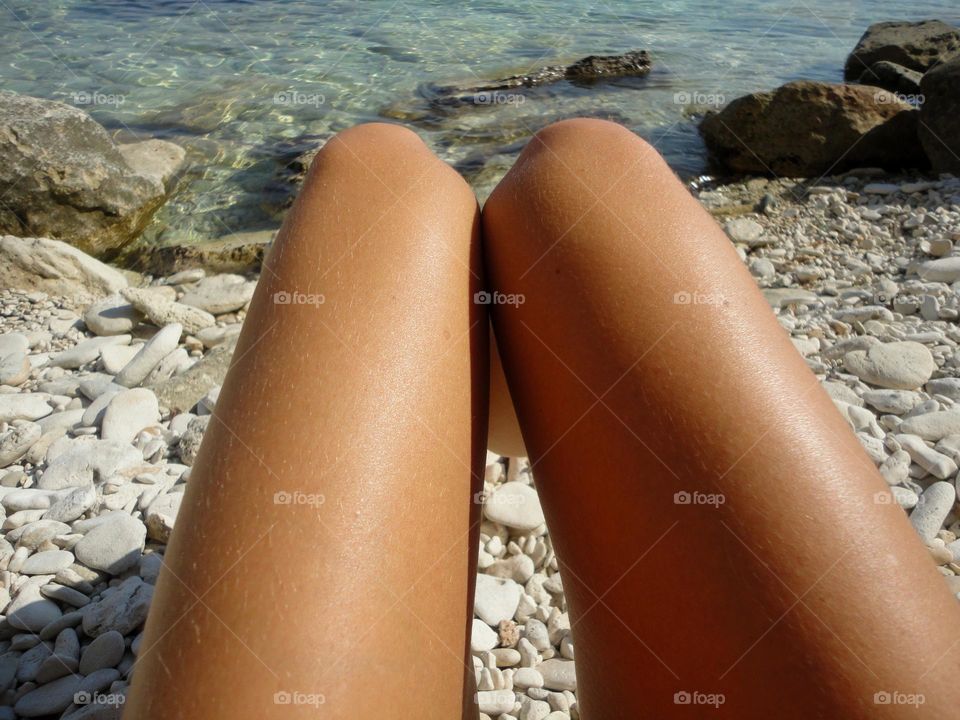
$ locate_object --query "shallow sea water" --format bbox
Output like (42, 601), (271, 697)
(1, 1), (958, 247)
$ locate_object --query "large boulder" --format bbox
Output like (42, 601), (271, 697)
(0, 235), (130, 306)
(844, 20), (960, 78)
(857, 61), (923, 96)
(700, 81), (925, 177)
(0, 93), (184, 255)
(918, 57), (960, 173)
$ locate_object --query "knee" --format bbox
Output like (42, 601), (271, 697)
(304, 122), (437, 185)
(485, 119), (665, 219)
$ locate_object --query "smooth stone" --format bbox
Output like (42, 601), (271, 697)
(0, 351), (30, 386)
(20, 550), (75, 575)
(13, 673), (82, 717)
(842, 341), (936, 389)
(914, 257), (960, 283)
(76, 666), (121, 696)
(99, 344), (140, 375)
(927, 378), (960, 401)
(0, 332), (29, 357)
(100, 388), (160, 443)
(38, 439), (141, 490)
(7, 580), (63, 632)
(0, 394), (51, 423)
(121, 287), (215, 335)
(860, 389), (922, 415)
(74, 514), (146, 574)
(83, 295), (142, 336)
(50, 336), (130, 370)
(2, 487), (55, 512)
(476, 689), (515, 716)
(40, 583), (91, 608)
(484, 482), (545, 531)
(179, 274), (257, 314)
(724, 217), (764, 243)
(474, 574), (522, 626)
(78, 630), (125, 675)
(538, 658), (577, 691)
(0, 422), (42, 466)
(114, 323), (182, 388)
(79, 384), (123, 428)
(43, 485), (97, 523)
(15, 641), (53, 682)
(471, 618), (499, 653)
(513, 667), (545, 689)
(899, 409), (960, 442)
(144, 491), (183, 543)
(910, 481), (956, 543)
(82, 576), (154, 637)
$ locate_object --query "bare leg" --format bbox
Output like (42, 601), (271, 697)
(125, 124), (486, 719)
(482, 118), (960, 718)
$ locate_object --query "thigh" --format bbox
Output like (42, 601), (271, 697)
(482, 118), (960, 718)
(125, 124), (487, 719)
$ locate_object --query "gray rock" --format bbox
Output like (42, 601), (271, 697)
(7, 580), (63, 632)
(910, 481), (956, 542)
(842, 341), (935, 390)
(38, 438), (142, 490)
(13, 672), (83, 717)
(0, 394), (51, 423)
(83, 295), (142, 336)
(0, 422), (41, 466)
(484, 482), (545, 530)
(144, 491), (183, 543)
(20, 550), (75, 575)
(74, 513), (146, 574)
(100, 388), (160, 442)
(899, 409), (960, 442)
(180, 274), (257, 314)
(43, 484), (96, 523)
(151, 336), (236, 413)
(82, 576), (154, 637)
(114, 323), (182, 388)
(0, 93), (172, 255)
(121, 287), (214, 335)
(50, 335), (131, 370)
(538, 658), (577, 691)
(474, 574), (522, 625)
(78, 631), (125, 675)
(0, 236), (128, 307)
(177, 414), (210, 465)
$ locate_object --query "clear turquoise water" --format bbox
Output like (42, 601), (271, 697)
(1, 1), (958, 247)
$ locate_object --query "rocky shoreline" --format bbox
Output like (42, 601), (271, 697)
(0, 16), (958, 720)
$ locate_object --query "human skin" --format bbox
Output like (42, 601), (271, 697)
(124, 124), (487, 719)
(482, 118), (960, 718)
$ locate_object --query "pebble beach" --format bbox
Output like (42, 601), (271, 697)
(0, 4), (960, 719)
(0, 170), (959, 717)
